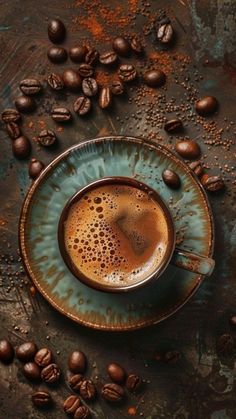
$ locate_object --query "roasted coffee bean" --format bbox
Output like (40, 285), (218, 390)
(32, 390), (52, 408)
(20, 78), (42, 95)
(175, 140), (201, 160)
(201, 175), (224, 192)
(69, 46), (88, 63)
(107, 362), (126, 383)
(0, 339), (14, 364)
(229, 315), (236, 328)
(101, 383), (125, 403)
(112, 37), (130, 56)
(74, 405), (91, 419)
(15, 96), (36, 113)
(157, 22), (174, 43)
(118, 64), (137, 82)
(162, 169), (181, 189)
(188, 160), (204, 177)
(99, 87), (112, 109)
(143, 69), (166, 87)
(99, 51), (117, 65)
(2, 108), (21, 123)
(216, 334), (234, 355)
(74, 96), (91, 115)
(38, 129), (57, 146)
(78, 63), (94, 78)
(35, 348), (53, 367)
(164, 350), (181, 364)
(130, 37), (143, 53)
(80, 379), (96, 400)
(126, 374), (142, 392)
(111, 80), (124, 95)
(68, 351), (87, 374)
(41, 363), (61, 383)
(47, 73), (64, 90)
(23, 362), (41, 381)
(47, 46), (68, 64)
(16, 341), (38, 362)
(85, 48), (99, 65)
(63, 69), (81, 91)
(6, 122), (21, 139)
(12, 136), (31, 159)
(82, 78), (98, 97)
(29, 158), (45, 180)
(164, 119), (183, 133)
(63, 395), (81, 414)
(48, 18), (66, 44)
(69, 374), (84, 391)
(51, 107), (72, 122)
(195, 96), (218, 116)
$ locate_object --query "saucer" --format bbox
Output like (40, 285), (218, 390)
(19, 136), (214, 331)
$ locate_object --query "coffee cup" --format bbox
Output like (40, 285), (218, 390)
(58, 177), (215, 293)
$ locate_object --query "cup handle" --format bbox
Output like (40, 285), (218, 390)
(171, 248), (215, 276)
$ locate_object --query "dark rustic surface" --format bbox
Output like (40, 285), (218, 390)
(0, 1), (236, 418)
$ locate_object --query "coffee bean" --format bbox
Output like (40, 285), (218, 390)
(201, 175), (225, 192)
(111, 80), (124, 95)
(15, 96), (36, 113)
(29, 158), (45, 180)
(175, 140), (201, 160)
(157, 22), (174, 43)
(48, 18), (66, 44)
(195, 96), (218, 116)
(68, 350), (87, 374)
(82, 78), (98, 97)
(162, 169), (181, 189)
(74, 96), (91, 115)
(23, 362), (41, 382)
(126, 374), (142, 392)
(107, 362), (126, 383)
(80, 379), (96, 400)
(118, 64), (137, 82)
(99, 51), (117, 65)
(32, 390), (52, 408)
(69, 374), (84, 391)
(63, 69), (81, 91)
(12, 136), (31, 159)
(188, 160), (204, 177)
(85, 48), (99, 65)
(16, 341), (38, 362)
(229, 315), (236, 328)
(112, 37), (130, 56)
(99, 87), (112, 109)
(101, 383), (125, 403)
(78, 63), (94, 78)
(143, 70), (166, 87)
(51, 107), (72, 122)
(41, 363), (61, 383)
(47, 73), (64, 90)
(164, 350), (181, 364)
(69, 46), (88, 63)
(6, 122), (21, 140)
(0, 339), (14, 364)
(216, 334), (234, 355)
(63, 395), (81, 414)
(35, 348), (53, 367)
(2, 108), (21, 123)
(74, 405), (91, 419)
(130, 37), (143, 53)
(47, 46), (68, 64)
(164, 119), (183, 133)
(20, 78), (42, 95)
(38, 130), (57, 146)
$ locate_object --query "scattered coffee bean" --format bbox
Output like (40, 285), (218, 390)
(143, 69), (166, 87)
(229, 315), (236, 328)
(5, 122), (21, 140)
(82, 78), (98, 97)
(23, 362), (41, 382)
(99, 87), (112, 109)
(16, 341), (38, 362)
(74, 96), (91, 116)
(157, 22), (174, 43)
(63, 395), (81, 414)
(112, 37), (130, 56)
(78, 63), (94, 78)
(111, 80), (124, 95)
(63, 69), (81, 91)
(130, 37), (143, 53)
(2, 108), (21, 123)
(35, 348), (53, 367)
(99, 51), (117, 65)
(51, 107), (72, 122)
(188, 161), (204, 177)
(201, 175), (225, 192)
(29, 158), (45, 179)
(85, 48), (99, 65)
(164, 350), (181, 364)
(118, 64), (137, 82)
(32, 390), (52, 408)
(162, 169), (181, 189)
(20, 78), (42, 95)
(47, 46), (68, 64)
(38, 129), (57, 146)
(0, 339), (14, 364)
(12, 136), (31, 159)
(126, 374), (142, 392)
(175, 140), (201, 160)
(164, 119), (183, 133)
(69, 46), (88, 63)
(80, 379), (96, 400)
(48, 18), (66, 44)
(47, 73), (64, 90)
(216, 334), (234, 355)
(74, 405), (91, 419)
(69, 374), (84, 391)
(107, 362), (126, 383)
(195, 96), (218, 116)
(41, 363), (61, 383)
(68, 350), (87, 374)
(15, 96), (36, 113)
(101, 383), (125, 403)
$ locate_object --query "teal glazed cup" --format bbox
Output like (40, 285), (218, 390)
(58, 177), (215, 293)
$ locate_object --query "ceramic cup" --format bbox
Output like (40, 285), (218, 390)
(58, 177), (215, 293)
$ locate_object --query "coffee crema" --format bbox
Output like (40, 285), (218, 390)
(63, 184), (169, 286)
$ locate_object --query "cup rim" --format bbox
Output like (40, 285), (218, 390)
(58, 176), (175, 293)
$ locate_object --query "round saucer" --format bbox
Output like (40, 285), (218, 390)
(19, 136), (214, 331)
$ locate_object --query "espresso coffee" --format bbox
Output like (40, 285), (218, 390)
(63, 183), (169, 287)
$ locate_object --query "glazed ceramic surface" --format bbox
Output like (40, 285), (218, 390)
(19, 136), (214, 331)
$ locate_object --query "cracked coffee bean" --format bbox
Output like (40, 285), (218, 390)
(99, 87), (112, 109)
(35, 348), (53, 367)
(15, 96), (36, 113)
(41, 363), (61, 383)
(12, 136), (31, 159)
(201, 174), (225, 192)
(143, 69), (166, 87)
(118, 64), (137, 82)
(157, 22), (174, 43)
(68, 350), (87, 374)
(2, 108), (21, 123)
(195, 96), (218, 116)
(162, 169), (181, 189)
(16, 341), (38, 362)
(74, 96), (91, 115)
(112, 37), (130, 56)
(74, 405), (91, 419)
(175, 140), (201, 160)
(48, 18), (66, 44)
(101, 383), (125, 402)
(0, 339), (14, 364)
(29, 158), (45, 180)
(126, 374), (142, 392)
(6, 122), (21, 139)
(47, 46), (67, 64)
(63, 69), (81, 91)
(32, 390), (52, 408)
(63, 395), (81, 414)
(111, 80), (124, 95)
(82, 78), (98, 97)
(23, 362), (41, 382)
(130, 37), (143, 53)
(85, 48), (99, 65)
(107, 362), (126, 383)
(188, 160), (204, 177)
(99, 51), (117, 65)
(80, 379), (96, 400)
(20, 78), (42, 95)
(164, 350), (181, 364)
(51, 107), (72, 122)
(164, 119), (183, 133)
(78, 63), (94, 78)
(38, 130), (57, 146)
(217, 334), (234, 355)
(47, 73), (64, 90)
(69, 374), (84, 391)
(69, 46), (88, 63)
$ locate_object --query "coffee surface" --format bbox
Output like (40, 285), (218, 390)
(64, 184), (169, 286)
